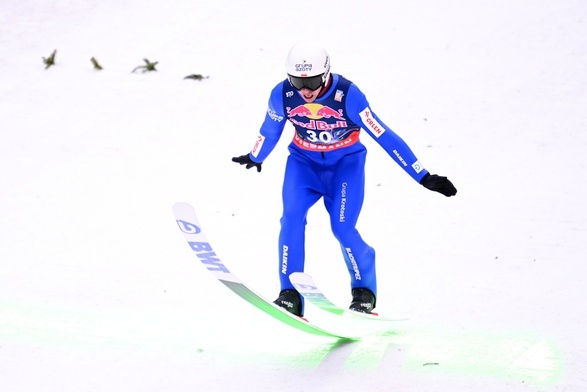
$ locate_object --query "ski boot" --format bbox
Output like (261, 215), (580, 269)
(349, 288), (376, 314)
(273, 289), (302, 317)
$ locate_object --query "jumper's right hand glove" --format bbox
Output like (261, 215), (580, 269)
(420, 173), (457, 197)
(232, 153), (262, 173)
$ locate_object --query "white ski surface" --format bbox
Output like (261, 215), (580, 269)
(173, 202), (359, 340)
(290, 272), (409, 322)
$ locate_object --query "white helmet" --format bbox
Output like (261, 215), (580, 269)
(285, 41), (331, 91)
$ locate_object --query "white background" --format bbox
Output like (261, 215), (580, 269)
(1, 1), (586, 391)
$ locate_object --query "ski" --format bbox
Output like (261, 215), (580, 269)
(172, 202), (358, 340)
(289, 272), (409, 322)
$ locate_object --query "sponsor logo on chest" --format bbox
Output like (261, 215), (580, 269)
(286, 103), (347, 130)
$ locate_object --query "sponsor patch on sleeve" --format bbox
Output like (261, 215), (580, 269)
(359, 107), (386, 138)
(412, 160), (424, 173)
(267, 106), (283, 122)
(251, 134), (265, 158)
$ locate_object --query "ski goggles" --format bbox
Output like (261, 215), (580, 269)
(288, 73), (325, 91)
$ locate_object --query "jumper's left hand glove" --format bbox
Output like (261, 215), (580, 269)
(232, 153), (262, 173)
(420, 173), (457, 197)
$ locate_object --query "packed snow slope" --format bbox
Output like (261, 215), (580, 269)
(1, 1), (586, 391)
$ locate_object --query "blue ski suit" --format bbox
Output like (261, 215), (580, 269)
(248, 74), (429, 299)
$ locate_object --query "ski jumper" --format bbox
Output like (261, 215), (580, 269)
(249, 74), (429, 300)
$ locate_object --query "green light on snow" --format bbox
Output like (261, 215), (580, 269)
(1, 300), (564, 388)
(193, 323), (563, 389)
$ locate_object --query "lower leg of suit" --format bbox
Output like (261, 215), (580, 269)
(278, 154), (321, 292)
(324, 151), (377, 296)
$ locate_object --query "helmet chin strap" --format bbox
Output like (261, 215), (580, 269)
(316, 74), (333, 98)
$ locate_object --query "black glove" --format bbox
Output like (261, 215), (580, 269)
(420, 173), (457, 197)
(232, 153), (262, 173)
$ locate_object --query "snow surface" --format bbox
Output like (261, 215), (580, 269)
(1, 0), (586, 391)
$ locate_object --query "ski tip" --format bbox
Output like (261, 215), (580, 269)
(173, 202), (199, 220)
(289, 271), (311, 280)
(173, 201), (191, 210)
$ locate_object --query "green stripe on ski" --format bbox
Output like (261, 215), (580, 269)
(219, 280), (352, 338)
(173, 202), (358, 340)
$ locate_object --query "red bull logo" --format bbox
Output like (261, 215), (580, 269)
(287, 104), (347, 130)
(288, 105), (313, 118)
